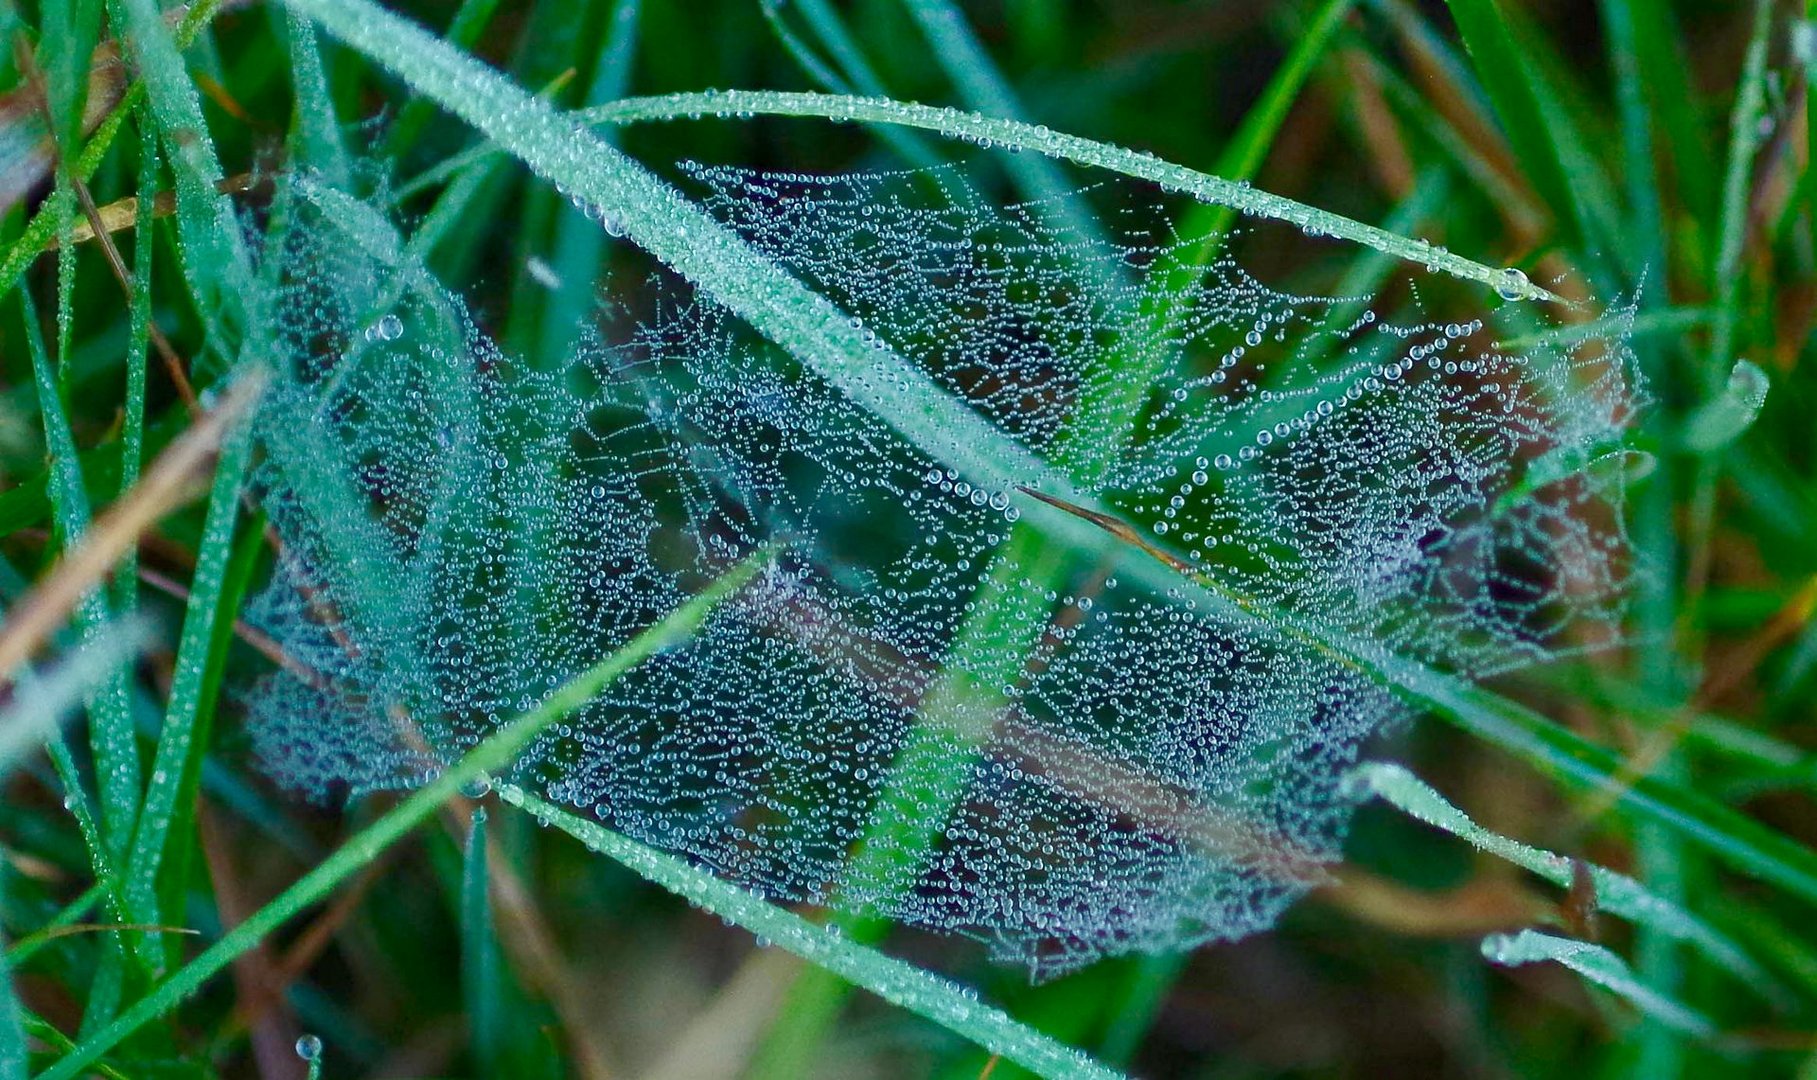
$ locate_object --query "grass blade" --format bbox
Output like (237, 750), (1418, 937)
(105, 0), (258, 350)
(38, 549), (770, 1080)
(118, 392), (256, 972)
(113, 112), (159, 612)
(1481, 930), (1716, 1039)
(0, 876), (26, 1080)
(1440, 0), (1578, 238)
(17, 281), (140, 850)
(461, 809), (502, 1073)
(1351, 762), (1776, 996)
(578, 89), (1547, 299)
(280, 8), (352, 186)
(498, 785), (1123, 1080)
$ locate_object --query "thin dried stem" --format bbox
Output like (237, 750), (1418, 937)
(0, 372), (265, 684)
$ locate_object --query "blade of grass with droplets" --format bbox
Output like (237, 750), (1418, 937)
(154, 514), (289, 949)
(1480, 930), (1716, 1039)
(117, 396), (256, 975)
(18, 283), (141, 854)
(1703, 0), (1774, 400)
(113, 113), (158, 613)
(577, 90), (1547, 300)
(0, 879), (25, 1080)
(497, 785), (1124, 1080)
(38, 549), (770, 1080)
(105, 0), (259, 353)
(1351, 763), (1777, 996)
(280, 9), (352, 188)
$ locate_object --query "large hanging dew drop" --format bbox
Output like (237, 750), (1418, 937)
(244, 165), (1638, 978)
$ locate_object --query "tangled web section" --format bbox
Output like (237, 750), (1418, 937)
(245, 164), (1638, 977)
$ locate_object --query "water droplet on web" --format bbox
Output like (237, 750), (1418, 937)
(1496, 267), (1529, 301)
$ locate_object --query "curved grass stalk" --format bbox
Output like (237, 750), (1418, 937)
(497, 785), (1123, 1080)
(1481, 930), (1716, 1039)
(579, 90), (1554, 302)
(39, 551), (771, 1080)
(1352, 762), (1777, 998)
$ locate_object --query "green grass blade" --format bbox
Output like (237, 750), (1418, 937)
(118, 389), (257, 974)
(498, 785), (1124, 1080)
(1440, 0), (1578, 238)
(0, 875), (26, 1080)
(1481, 930), (1716, 1038)
(1096, 953), (1190, 1067)
(1684, 360), (1770, 454)
(761, 0), (851, 93)
(39, 550), (770, 1080)
(113, 113), (159, 613)
(106, 0), (258, 352)
(1599, 0), (1666, 284)
(280, 9), (352, 186)
(36, 0), (106, 154)
(579, 90), (1549, 300)
(461, 809), (502, 1073)
(153, 512), (275, 955)
(18, 283), (141, 852)
(1705, 0), (1774, 386)
(533, 0), (641, 368)
(1360, 643), (1817, 905)
(1352, 763), (1777, 996)
(1626, 0), (1716, 219)
(899, 0), (1102, 244)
